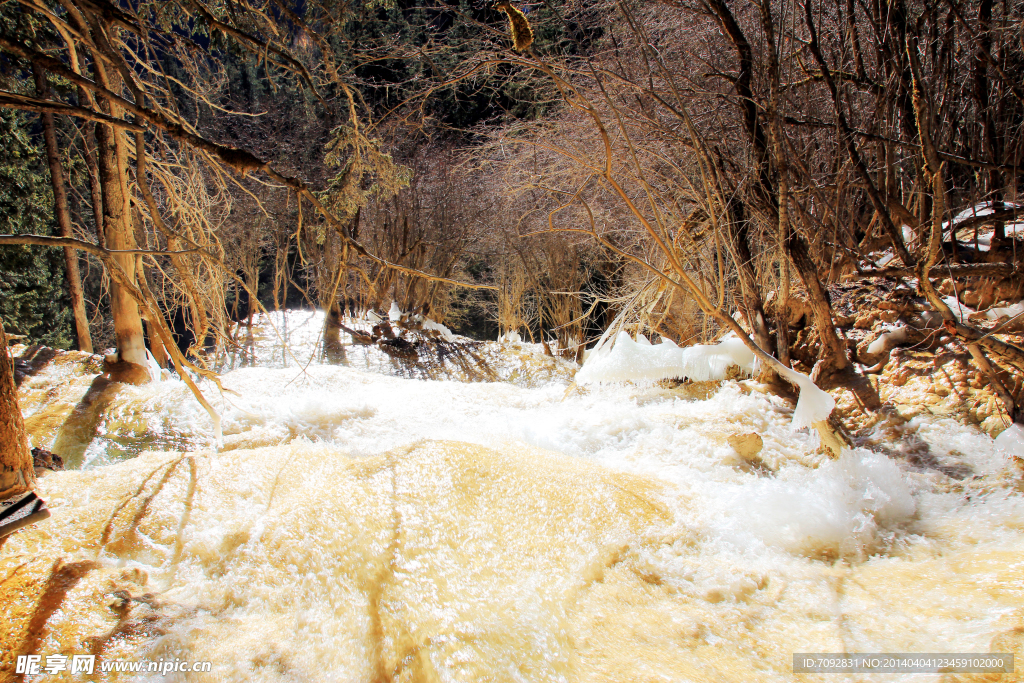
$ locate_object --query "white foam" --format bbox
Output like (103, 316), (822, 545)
(11, 309), (1024, 680)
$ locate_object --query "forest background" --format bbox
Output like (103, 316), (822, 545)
(1, 0), (1023, 424)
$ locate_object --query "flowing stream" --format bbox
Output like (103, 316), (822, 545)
(4, 311), (1023, 682)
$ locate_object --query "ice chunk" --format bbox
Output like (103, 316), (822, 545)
(994, 422), (1024, 458)
(678, 344), (736, 382)
(576, 329), (831, 429)
(144, 349), (164, 383)
(576, 333), (757, 385)
(575, 331), (685, 384)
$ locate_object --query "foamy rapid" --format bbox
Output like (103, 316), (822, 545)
(4, 310), (1023, 682)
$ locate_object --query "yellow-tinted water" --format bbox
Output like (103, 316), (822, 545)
(4, 313), (1023, 681)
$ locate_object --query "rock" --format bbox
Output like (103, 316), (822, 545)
(726, 433), (772, 474)
(728, 433), (763, 460)
(854, 312), (878, 329)
(879, 310), (900, 323)
(961, 289), (982, 307)
(102, 358), (154, 385)
(988, 627), (1024, 682)
(834, 313), (855, 326)
(31, 447), (64, 473)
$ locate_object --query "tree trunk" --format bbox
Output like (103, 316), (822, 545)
(80, 121), (106, 246)
(787, 224), (850, 374)
(92, 66), (148, 367)
(0, 321), (34, 498)
(729, 202), (775, 356)
(34, 65), (92, 354)
(324, 301), (347, 364)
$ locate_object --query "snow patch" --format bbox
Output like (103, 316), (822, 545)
(866, 326), (909, 356)
(985, 300), (1024, 321)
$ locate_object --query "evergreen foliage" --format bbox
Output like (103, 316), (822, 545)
(0, 110), (72, 348)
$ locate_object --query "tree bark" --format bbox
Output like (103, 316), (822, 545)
(92, 62), (148, 367)
(0, 321), (34, 497)
(324, 301), (347, 364)
(33, 65), (93, 354)
(787, 222), (850, 373)
(80, 121), (106, 246)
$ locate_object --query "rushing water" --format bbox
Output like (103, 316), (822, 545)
(4, 311), (1023, 682)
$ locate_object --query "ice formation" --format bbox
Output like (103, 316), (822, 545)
(498, 330), (522, 344)
(420, 317), (457, 342)
(994, 422), (1024, 458)
(576, 332), (759, 385)
(575, 331), (832, 429)
(772, 363), (836, 430)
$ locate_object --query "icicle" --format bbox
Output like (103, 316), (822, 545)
(774, 365), (836, 431)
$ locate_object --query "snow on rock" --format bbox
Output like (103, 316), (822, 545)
(422, 317), (457, 342)
(984, 300), (1024, 321)
(866, 325), (909, 357)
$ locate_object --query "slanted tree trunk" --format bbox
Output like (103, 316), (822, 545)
(0, 321), (34, 497)
(33, 64), (92, 354)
